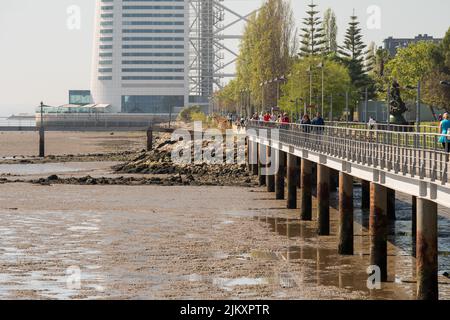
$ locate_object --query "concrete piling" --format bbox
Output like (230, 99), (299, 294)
(275, 150), (286, 200)
(258, 144), (266, 186)
(250, 141), (258, 176)
(329, 169), (338, 192)
(361, 180), (370, 209)
(387, 188), (396, 220)
(416, 198), (438, 300)
(146, 128), (153, 151)
(300, 158), (312, 221)
(287, 154), (298, 209)
(370, 183), (388, 282)
(266, 146), (275, 192)
(412, 196), (417, 257)
(317, 164), (330, 235)
(338, 172), (354, 254)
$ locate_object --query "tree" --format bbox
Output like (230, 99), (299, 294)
(339, 12), (374, 119)
(339, 12), (370, 88)
(385, 41), (437, 99)
(299, 0), (325, 57)
(279, 56), (352, 119)
(235, 0), (297, 110)
(365, 41), (376, 73)
(422, 27), (450, 111)
(322, 8), (338, 55)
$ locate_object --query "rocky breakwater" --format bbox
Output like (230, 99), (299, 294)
(112, 137), (257, 187)
(18, 136), (258, 187)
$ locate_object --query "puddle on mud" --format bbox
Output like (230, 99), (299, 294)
(0, 162), (114, 176)
(247, 185), (450, 299)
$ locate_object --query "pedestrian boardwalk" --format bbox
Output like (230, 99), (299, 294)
(247, 120), (450, 208)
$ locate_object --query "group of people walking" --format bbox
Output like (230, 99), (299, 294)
(250, 111), (290, 124)
(250, 111), (325, 127)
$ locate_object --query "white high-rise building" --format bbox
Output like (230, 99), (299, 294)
(90, 0), (189, 113)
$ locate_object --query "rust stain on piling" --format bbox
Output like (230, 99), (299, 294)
(301, 164), (312, 221)
(369, 186), (388, 282)
(338, 194), (353, 254)
(317, 181), (330, 235)
(416, 231), (438, 300)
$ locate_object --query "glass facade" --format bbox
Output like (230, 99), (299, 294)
(122, 95), (184, 114)
(69, 90), (92, 105)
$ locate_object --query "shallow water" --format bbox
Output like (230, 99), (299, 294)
(0, 162), (115, 176)
(0, 183), (449, 300)
(251, 185), (450, 299)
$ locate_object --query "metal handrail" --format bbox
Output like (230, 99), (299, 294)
(247, 120), (449, 186)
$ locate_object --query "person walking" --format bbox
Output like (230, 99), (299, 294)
(312, 112), (324, 132)
(301, 114), (311, 133)
(439, 112), (450, 152)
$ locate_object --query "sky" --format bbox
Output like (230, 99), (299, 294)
(0, 0), (449, 116)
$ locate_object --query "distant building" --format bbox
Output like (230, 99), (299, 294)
(90, 0), (189, 113)
(383, 34), (442, 56)
(69, 90), (92, 105)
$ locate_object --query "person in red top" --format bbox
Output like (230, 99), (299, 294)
(281, 113), (290, 123)
(263, 112), (271, 122)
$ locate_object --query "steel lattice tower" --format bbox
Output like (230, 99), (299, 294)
(189, 0), (255, 109)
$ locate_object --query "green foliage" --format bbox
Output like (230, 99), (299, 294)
(279, 56), (352, 119)
(233, 0), (297, 110)
(299, 1), (325, 57)
(190, 111), (207, 123)
(178, 105), (202, 122)
(386, 41), (436, 86)
(339, 13), (373, 91)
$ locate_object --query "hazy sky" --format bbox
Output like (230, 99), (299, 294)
(1, 0), (449, 116)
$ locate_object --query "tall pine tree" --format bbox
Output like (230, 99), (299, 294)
(323, 8), (338, 55)
(299, 0), (325, 56)
(339, 12), (368, 88)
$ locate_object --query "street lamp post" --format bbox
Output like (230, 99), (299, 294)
(406, 81), (422, 132)
(345, 90), (349, 124)
(416, 80), (421, 133)
(387, 84), (391, 129)
(259, 82), (264, 114)
(307, 66), (313, 106)
(364, 87), (369, 123)
(39, 101), (45, 158)
(329, 93), (333, 122)
(317, 62), (324, 116)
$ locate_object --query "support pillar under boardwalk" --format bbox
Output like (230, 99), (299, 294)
(338, 172), (353, 254)
(275, 150), (286, 200)
(146, 128), (153, 151)
(317, 164), (330, 235)
(361, 180), (370, 210)
(250, 142), (258, 176)
(416, 198), (438, 300)
(370, 183), (388, 282)
(286, 154), (298, 209)
(258, 144), (266, 186)
(412, 196), (417, 257)
(387, 188), (396, 220)
(300, 158), (312, 221)
(329, 169), (338, 192)
(266, 146), (275, 192)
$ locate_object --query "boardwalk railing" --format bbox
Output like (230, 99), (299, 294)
(247, 120), (450, 186)
(330, 121), (439, 133)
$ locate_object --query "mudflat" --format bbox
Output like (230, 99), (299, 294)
(0, 131), (146, 158)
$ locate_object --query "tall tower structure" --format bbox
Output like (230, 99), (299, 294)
(188, 0), (253, 109)
(90, 0), (252, 113)
(90, 0), (189, 113)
